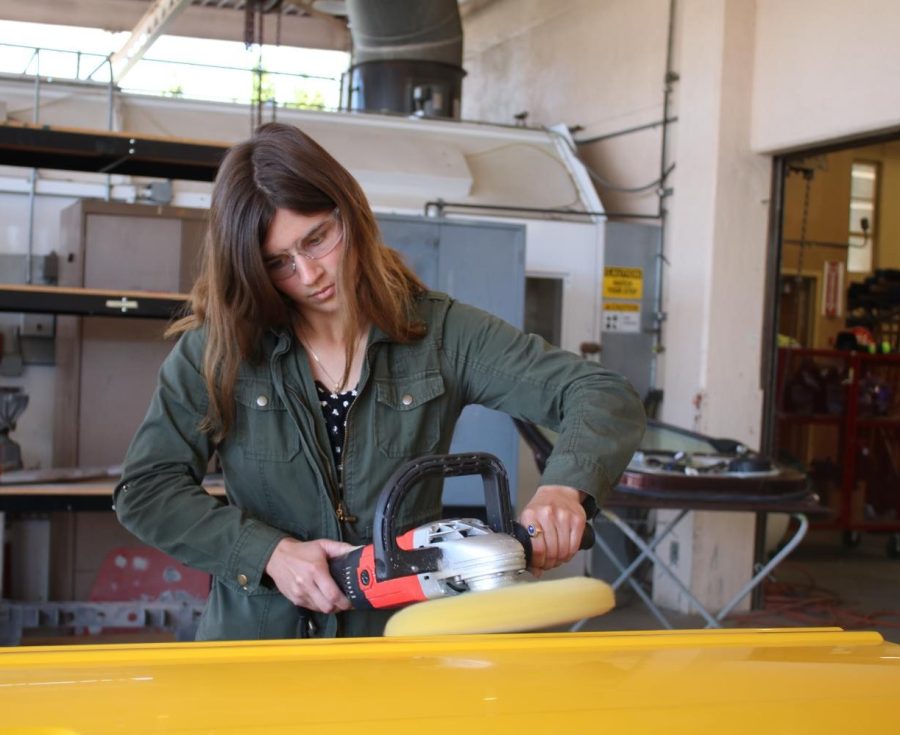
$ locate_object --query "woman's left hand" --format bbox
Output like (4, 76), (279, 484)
(519, 485), (587, 577)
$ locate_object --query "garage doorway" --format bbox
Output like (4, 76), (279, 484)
(762, 131), (900, 549)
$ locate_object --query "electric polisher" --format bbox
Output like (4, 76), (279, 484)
(328, 453), (615, 635)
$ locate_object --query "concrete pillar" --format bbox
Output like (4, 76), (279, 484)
(663, 0), (769, 439)
(655, 0), (771, 614)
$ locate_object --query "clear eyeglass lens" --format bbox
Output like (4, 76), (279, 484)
(267, 256), (295, 280)
(264, 212), (343, 281)
(301, 218), (342, 259)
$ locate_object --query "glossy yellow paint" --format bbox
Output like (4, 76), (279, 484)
(1, 628), (899, 734)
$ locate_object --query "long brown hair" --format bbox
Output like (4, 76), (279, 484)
(169, 122), (426, 439)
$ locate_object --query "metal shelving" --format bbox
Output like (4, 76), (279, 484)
(0, 122), (226, 181)
(0, 284), (187, 320)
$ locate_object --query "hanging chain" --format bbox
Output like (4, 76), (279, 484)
(245, 1), (258, 133)
(790, 168), (814, 342)
(272, 4), (282, 124)
(256, 11), (265, 130)
(245, 1), (284, 132)
(796, 169), (813, 278)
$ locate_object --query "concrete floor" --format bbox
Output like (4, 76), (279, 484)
(576, 529), (900, 643)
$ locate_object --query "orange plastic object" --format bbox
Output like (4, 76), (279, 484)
(0, 628), (899, 733)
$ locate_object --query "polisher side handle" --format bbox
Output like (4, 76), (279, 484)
(513, 521), (595, 568)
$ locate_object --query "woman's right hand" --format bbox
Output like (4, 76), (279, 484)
(265, 537), (356, 613)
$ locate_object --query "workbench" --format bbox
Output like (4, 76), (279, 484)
(516, 418), (829, 628)
(0, 472), (224, 644)
(0, 471), (224, 512)
(590, 471), (827, 629)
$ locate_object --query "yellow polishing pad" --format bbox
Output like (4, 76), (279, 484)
(384, 576), (615, 636)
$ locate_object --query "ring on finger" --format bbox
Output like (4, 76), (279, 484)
(527, 523), (543, 538)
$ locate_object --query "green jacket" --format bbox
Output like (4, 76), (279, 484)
(115, 291), (645, 640)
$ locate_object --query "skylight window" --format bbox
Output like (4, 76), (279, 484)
(0, 20), (349, 110)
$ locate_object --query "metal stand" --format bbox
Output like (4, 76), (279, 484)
(575, 510), (810, 630)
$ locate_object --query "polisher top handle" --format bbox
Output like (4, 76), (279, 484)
(373, 453), (514, 582)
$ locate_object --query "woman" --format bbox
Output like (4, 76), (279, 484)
(115, 122), (645, 639)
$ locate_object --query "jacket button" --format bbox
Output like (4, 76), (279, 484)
(401, 394), (413, 406)
(256, 395), (269, 407)
(237, 573), (249, 587)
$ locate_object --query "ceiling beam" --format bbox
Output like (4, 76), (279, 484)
(0, 0), (350, 52)
(110, 0), (192, 82)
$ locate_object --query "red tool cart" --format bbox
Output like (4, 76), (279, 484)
(774, 346), (900, 556)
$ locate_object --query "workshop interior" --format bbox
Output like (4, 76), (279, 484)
(0, 1), (899, 732)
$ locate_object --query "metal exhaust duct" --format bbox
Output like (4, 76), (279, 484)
(343, 0), (465, 118)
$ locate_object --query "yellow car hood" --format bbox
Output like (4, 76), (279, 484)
(1, 628), (899, 734)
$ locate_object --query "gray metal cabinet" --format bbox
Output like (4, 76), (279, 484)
(377, 215), (526, 506)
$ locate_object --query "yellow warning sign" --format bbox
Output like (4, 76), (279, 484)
(603, 302), (640, 312)
(603, 267), (643, 299)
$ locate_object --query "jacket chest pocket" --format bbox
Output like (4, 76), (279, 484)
(374, 372), (445, 457)
(234, 380), (300, 462)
